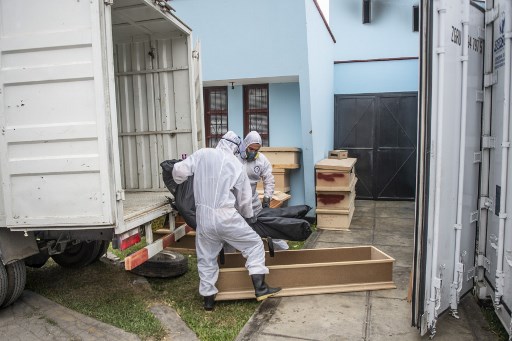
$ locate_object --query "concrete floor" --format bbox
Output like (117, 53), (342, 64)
(236, 200), (499, 341)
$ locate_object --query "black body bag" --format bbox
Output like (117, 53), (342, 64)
(160, 160), (312, 241)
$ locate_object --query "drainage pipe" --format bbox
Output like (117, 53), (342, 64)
(427, 0), (446, 335)
(450, 0), (470, 317)
(495, 0), (512, 307)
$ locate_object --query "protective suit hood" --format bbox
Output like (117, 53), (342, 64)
(217, 131), (242, 154)
(244, 131), (262, 147)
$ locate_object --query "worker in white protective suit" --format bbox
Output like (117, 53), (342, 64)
(172, 131), (281, 311)
(238, 131), (289, 250)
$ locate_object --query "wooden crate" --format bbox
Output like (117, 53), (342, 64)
(316, 178), (357, 210)
(315, 157), (356, 191)
(316, 198), (355, 230)
(260, 147), (301, 169)
(257, 168), (290, 193)
(328, 149), (348, 160)
(215, 246), (395, 301)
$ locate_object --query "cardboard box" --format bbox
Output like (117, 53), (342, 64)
(260, 147), (301, 169)
(328, 149), (348, 159)
(316, 178), (357, 210)
(215, 246), (395, 301)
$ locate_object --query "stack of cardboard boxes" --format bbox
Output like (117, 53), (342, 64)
(315, 150), (357, 230)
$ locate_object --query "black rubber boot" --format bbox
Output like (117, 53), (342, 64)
(251, 274), (281, 301)
(203, 295), (215, 311)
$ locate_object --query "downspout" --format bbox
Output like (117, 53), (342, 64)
(427, 0), (446, 337)
(450, 0), (469, 318)
(495, 0), (512, 308)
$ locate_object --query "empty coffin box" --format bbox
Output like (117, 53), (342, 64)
(257, 168), (290, 193)
(215, 246), (395, 301)
(259, 147), (301, 169)
(316, 177), (357, 211)
(315, 158), (357, 191)
(316, 198), (355, 230)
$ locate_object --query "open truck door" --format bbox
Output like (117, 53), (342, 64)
(413, 0), (484, 336)
(0, 0), (120, 229)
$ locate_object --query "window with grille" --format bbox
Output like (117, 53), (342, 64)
(244, 84), (269, 146)
(204, 87), (228, 147)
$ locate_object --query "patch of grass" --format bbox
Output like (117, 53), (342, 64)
(26, 254), (259, 341)
(149, 256), (259, 341)
(108, 237), (148, 260)
(26, 259), (166, 340)
(478, 299), (509, 340)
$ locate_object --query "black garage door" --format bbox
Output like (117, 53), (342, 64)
(334, 92), (417, 200)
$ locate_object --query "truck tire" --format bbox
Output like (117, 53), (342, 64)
(129, 250), (188, 278)
(92, 241), (109, 262)
(52, 240), (101, 268)
(2, 260), (26, 308)
(24, 250), (50, 268)
(0, 263), (8, 306)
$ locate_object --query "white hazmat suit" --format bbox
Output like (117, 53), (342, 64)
(172, 131), (268, 297)
(239, 131), (289, 251)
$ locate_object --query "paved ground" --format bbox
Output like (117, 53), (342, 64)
(0, 200), (499, 340)
(236, 200), (499, 341)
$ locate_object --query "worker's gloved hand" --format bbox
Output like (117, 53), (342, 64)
(246, 216), (258, 224)
(262, 196), (271, 208)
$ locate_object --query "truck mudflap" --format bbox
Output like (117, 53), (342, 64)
(124, 224), (193, 271)
(0, 230), (38, 264)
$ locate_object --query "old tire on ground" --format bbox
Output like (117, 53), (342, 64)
(24, 250), (50, 268)
(2, 260), (26, 308)
(130, 250), (188, 278)
(51, 241), (102, 268)
(0, 263), (8, 306)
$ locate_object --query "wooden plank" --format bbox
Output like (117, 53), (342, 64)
(215, 246), (395, 301)
(316, 200), (355, 230)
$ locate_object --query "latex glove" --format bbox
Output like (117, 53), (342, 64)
(262, 196), (271, 208)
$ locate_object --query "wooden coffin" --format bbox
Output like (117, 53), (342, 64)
(257, 168), (290, 193)
(215, 246), (395, 301)
(316, 199), (355, 230)
(259, 147), (301, 169)
(315, 158), (357, 191)
(316, 178), (357, 210)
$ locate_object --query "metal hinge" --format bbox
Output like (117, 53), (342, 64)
(116, 190), (125, 201)
(470, 210), (479, 223)
(482, 136), (496, 149)
(485, 4), (500, 25)
(478, 254), (491, 272)
(480, 196), (494, 211)
(474, 152), (482, 163)
(484, 72), (498, 87)
(104, 0), (114, 5)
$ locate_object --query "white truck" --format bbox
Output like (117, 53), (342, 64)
(0, 0), (203, 306)
(413, 0), (512, 338)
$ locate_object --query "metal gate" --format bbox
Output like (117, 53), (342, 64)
(334, 92), (418, 200)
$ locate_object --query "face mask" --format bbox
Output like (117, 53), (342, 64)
(246, 151), (258, 161)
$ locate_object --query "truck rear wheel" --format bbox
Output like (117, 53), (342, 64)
(24, 250), (50, 268)
(0, 263), (8, 306)
(51, 240), (102, 268)
(92, 241), (109, 262)
(2, 260), (26, 308)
